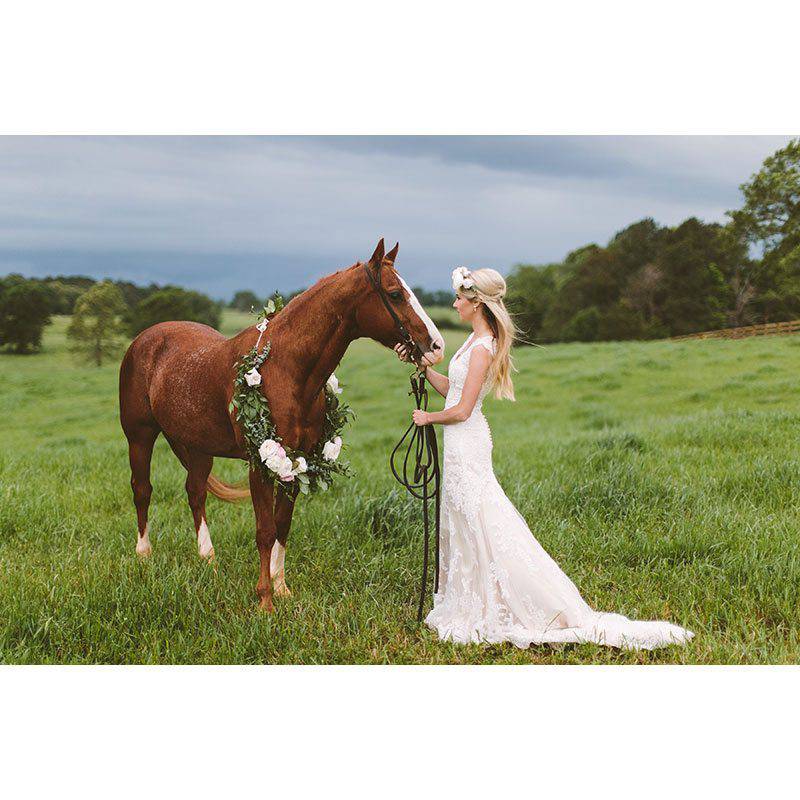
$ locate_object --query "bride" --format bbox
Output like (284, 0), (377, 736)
(394, 267), (694, 651)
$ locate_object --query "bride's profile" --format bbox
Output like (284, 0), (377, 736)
(395, 266), (694, 651)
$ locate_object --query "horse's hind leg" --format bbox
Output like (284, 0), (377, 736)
(165, 437), (215, 560)
(272, 489), (297, 597)
(126, 424), (160, 556)
(185, 451), (215, 560)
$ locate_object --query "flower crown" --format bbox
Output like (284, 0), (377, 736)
(452, 266), (476, 293)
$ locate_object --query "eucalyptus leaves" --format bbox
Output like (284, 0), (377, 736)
(228, 294), (355, 496)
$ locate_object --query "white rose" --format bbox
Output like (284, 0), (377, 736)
(326, 373), (343, 395)
(451, 267), (471, 292)
(259, 439), (284, 464)
(244, 367), (262, 386)
(292, 456), (308, 474)
(264, 455), (280, 472)
(275, 456), (294, 479)
(461, 277), (475, 289)
(322, 436), (343, 462)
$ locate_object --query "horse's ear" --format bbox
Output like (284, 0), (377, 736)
(368, 238), (385, 268)
(386, 242), (399, 264)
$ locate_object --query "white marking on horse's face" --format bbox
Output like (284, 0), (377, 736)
(197, 518), (214, 559)
(398, 276), (445, 364)
(136, 522), (152, 556)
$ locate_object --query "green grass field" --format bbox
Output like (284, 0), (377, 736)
(1, 310), (799, 664)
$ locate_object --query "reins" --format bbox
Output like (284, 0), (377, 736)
(390, 371), (441, 622)
(363, 261), (441, 622)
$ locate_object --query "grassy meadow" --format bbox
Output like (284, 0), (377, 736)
(1, 309), (800, 664)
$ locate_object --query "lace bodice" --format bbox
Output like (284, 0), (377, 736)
(444, 333), (497, 411)
(442, 334), (497, 520)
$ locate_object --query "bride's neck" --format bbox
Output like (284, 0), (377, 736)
(471, 321), (494, 337)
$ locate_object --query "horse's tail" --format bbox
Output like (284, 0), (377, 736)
(207, 473), (251, 502)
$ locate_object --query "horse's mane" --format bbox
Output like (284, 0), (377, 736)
(279, 262), (361, 315)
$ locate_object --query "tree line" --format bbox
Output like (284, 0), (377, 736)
(506, 138), (800, 343)
(0, 275), (223, 357)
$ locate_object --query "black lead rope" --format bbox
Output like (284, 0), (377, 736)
(362, 259), (441, 621)
(390, 370), (441, 622)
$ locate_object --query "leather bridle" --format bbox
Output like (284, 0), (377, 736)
(363, 259), (441, 622)
(362, 260), (426, 364)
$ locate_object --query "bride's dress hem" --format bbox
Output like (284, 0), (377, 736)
(425, 606), (695, 652)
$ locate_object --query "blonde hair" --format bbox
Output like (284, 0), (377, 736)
(456, 267), (518, 401)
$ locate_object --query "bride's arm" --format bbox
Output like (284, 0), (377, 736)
(421, 365), (449, 398)
(413, 347), (492, 426)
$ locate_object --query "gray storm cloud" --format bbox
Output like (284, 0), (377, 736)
(0, 135), (792, 297)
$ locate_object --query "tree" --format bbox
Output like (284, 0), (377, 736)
(505, 263), (561, 342)
(654, 218), (732, 336)
(607, 218), (668, 273)
(729, 137), (800, 322)
(624, 263), (663, 323)
(0, 274), (52, 353)
(43, 280), (88, 314)
(230, 290), (261, 312)
(115, 279), (160, 310)
(127, 286), (222, 336)
(67, 281), (128, 366)
(597, 301), (646, 341)
(731, 138), (800, 259)
(561, 306), (601, 342)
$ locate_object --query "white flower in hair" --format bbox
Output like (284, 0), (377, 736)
(452, 267), (475, 292)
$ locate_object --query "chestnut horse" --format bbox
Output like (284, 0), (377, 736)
(119, 239), (445, 610)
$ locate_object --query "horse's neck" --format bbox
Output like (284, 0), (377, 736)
(262, 273), (360, 405)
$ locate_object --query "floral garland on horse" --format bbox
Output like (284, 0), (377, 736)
(229, 294), (355, 497)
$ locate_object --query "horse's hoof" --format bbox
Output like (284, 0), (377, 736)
(199, 546), (215, 561)
(136, 539), (152, 557)
(258, 596), (275, 613)
(273, 582), (292, 598)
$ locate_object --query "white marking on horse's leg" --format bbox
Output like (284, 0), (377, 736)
(136, 522), (152, 557)
(398, 276), (446, 362)
(197, 517), (215, 560)
(271, 542), (290, 596)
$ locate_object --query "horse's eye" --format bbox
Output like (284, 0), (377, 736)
(388, 290), (403, 301)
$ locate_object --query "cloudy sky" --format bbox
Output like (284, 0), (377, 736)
(0, 136), (793, 299)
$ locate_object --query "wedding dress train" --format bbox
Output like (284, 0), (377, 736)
(424, 333), (694, 651)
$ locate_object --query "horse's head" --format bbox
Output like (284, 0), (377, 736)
(355, 238), (445, 366)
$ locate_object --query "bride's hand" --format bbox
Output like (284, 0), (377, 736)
(412, 409), (431, 426)
(395, 343), (435, 368)
(394, 343), (413, 363)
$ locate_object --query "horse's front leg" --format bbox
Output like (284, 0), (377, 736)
(249, 469), (277, 611)
(272, 487), (297, 597)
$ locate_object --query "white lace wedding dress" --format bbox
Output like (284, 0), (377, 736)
(424, 333), (694, 651)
